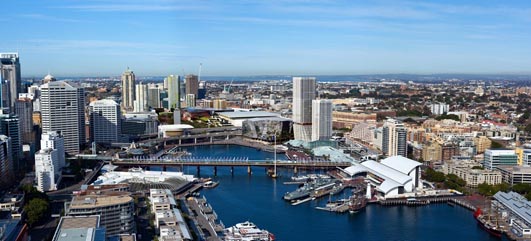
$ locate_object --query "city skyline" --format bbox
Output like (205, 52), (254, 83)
(3, 0), (531, 76)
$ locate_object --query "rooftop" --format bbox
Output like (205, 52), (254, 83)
(218, 111), (280, 119)
(493, 191), (531, 223)
(70, 194), (133, 208)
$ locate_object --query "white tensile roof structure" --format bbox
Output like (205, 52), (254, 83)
(342, 156), (422, 197)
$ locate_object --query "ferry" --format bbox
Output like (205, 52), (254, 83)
(223, 221), (275, 241)
(473, 208), (502, 238)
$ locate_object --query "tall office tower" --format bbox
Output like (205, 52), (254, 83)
(121, 67), (135, 112)
(311, 99), (333, 141)
(15, 98), (33, 143)
(0, 112), (22, 166)
(35, 148), (58, 192)
(89, 99), (121, 144)
(0, 53), (21, 109)
(0, 135), (13, 188)
(381, 118), (408, 157)
(133, 83), (148, 112)
(185, 94), (196, 108)
(41, 131), (65, 171)
(40, 81), (85, 155)
(166, 75), (181, 109)
(292, 77), (316, 141)
(185, 74), (199, 97)
(147, 87), (161, 109)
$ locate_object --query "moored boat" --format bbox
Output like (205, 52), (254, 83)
(223, 221), (275, 241)
(349, 194), (367, 213)
(473, 208), (502, 238)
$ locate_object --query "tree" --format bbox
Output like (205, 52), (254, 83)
(423, 168), (446, 182)
(24, 198), (50, 226)
(435, 114), (460, 121)
(525, 123), (531, 134)
(512, 183), (531, 195)
(491, 141), (504, 149)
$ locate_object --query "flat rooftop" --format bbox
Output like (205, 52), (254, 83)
(218, 111), (280, 119)
(70, 195), (133, 208)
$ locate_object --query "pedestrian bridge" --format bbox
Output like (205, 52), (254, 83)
(112, 157), (353, 168)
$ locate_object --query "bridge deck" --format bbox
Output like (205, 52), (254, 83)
(112, 160), (352, 168)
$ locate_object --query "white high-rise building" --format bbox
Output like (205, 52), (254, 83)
(166, 75), (181, 110)
(379, 118), (408, 157)
(89, 99), (121, 144)
(430, 103), (449, 115)
(311, 99), (333, 141)
(134, 83), (148, 112)
(121, 68), (135, 112)
(41, 131), (65, 171)
(40, 81), (85, 155)
(35, 148), (58, 192)
(292, 77), (316, 141)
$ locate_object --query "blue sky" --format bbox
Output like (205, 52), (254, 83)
(3, 0), (531, 77)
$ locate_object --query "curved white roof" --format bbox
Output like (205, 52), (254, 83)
(380, 156), (422, 175)
(361, 160), (411, 185)
(343, 164), (368, 176)
(378, 179), (402, 194)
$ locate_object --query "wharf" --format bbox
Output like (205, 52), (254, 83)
(291, 197), (313, 206)
(283, 181), (306, 185)
(379, 194), (486, 211)
(315, 201), (350, 213)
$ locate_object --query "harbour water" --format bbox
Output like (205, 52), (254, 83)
(171, 145), (504, 241)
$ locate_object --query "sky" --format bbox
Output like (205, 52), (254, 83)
(3, 0), (531, 77)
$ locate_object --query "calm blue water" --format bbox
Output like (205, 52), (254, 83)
(172, 145), (502, 241)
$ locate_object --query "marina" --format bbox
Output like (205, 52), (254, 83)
(177, 145), (502, 241)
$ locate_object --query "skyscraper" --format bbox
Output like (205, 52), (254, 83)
(381, 118), (408, 157)
(0, 53), (21, 109)
(147, 87), (161, 109)
(15, 98), (34, 144)
(121, 68), (135, 112)
(166, 75), (181, 110)
(0, 112), (22, 167)
(89, 99), (121, 144)
(133, 82), (148, 112)
(40, 81), (85, 155)
(311, 99), (333, 141)
(292, 77), (316, 141)
(185, 74), (199, 97)
(0, 135), (13, 188)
